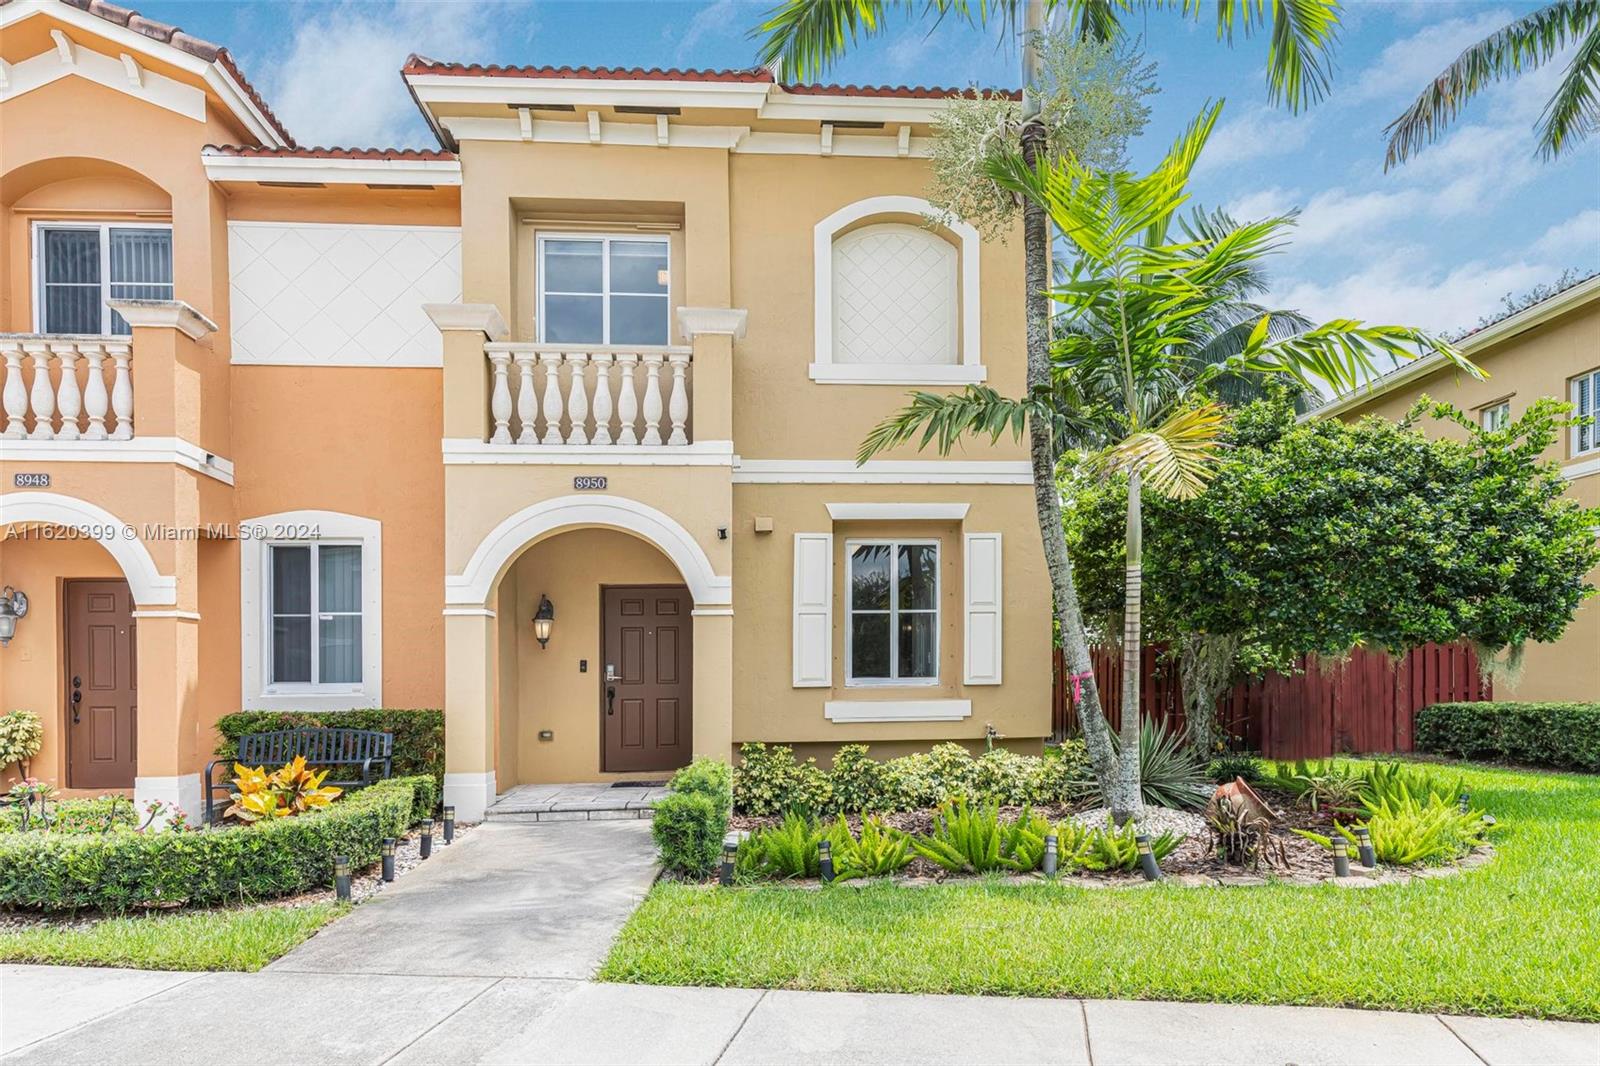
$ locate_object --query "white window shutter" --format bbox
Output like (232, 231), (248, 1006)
(793, 533), (833, 687)
(963, 533), (1003, 685)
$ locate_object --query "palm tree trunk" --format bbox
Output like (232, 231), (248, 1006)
(1113, 469), (1144, 821)
(1018, 0), (1123, 802)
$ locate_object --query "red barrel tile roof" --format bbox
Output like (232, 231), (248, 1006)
(203, 145), (457, 161)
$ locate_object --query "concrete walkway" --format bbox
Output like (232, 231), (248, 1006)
(485, 783), (668, 823)
(2, 820), (1595, 1064)
(3, 966), (1595, 1065)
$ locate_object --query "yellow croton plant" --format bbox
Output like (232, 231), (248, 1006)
(226, 755), (343, 822)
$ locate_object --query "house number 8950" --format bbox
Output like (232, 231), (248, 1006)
(573, 476), (608, 490)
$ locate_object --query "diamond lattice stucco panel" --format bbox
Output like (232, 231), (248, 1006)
(228, 223), (462, 366)
(832, 224), (958, 366)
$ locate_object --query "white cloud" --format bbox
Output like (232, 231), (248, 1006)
(253, 2), (515, 148)
(1339, 8), (1511, 107)
(675, 0), (737, 65)
(1532, 208), (1600, 260)
(1277, 254), (1555, 334)
(1224, 186), (1299, 221)
(1195, 106), (1314, 173)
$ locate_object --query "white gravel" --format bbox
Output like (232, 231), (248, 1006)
(1070, 805), (1207, 839)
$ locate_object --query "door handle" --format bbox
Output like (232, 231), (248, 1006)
(71, 676), (81, 724)
(606, 686), (616, 716)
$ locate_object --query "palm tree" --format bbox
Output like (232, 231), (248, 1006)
(754, 0), (1345, 818)
(1385, 2), (1600, 166)
(861, 104), (1480, 818)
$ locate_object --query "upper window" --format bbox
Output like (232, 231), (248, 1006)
(832, 223), (957, 367)
(847, 540), (939, 686)
(1573, 369), (1600, 456)
(36, 224), (173, 335)
(269, 543), (364, 689)
(1480, 401), (1511, 432)
(538, 234), (669, 346)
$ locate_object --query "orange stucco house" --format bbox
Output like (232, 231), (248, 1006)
(0, 0), (1052, 820)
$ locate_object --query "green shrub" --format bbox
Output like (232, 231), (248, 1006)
(736, 812), (823, 880)
(829, 816), (912, 881)
(1262, 759), (1371, 813)
(1208, 752), (1265, 784)
(734, 743), (834, 816)
(0, 796), (138, 836)
(213, 710), (445, 788)
(1072, 815), (1182, 872)
(910, 799), (1044, 874)
(651, 792), (724, 878)
(1297, 786), (1491, 866)
(0, 775), (435, 912)
(1129, 719), (1209, 810)
(829, 745), (888, 813)
(669, 757), (733, 809)
(1415, 701), (1600, 773)
(0, 710), (43, 774)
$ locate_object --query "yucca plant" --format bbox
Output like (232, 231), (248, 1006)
(829, 816), (913, 881)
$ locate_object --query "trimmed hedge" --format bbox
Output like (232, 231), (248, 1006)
(0, 775), (436, 913)
(214, 709), (444, 787)
(652, 758), (731, 877)
(1416, 702), (1600, 773)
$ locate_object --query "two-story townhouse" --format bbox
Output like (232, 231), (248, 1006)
(1319, 274), (1600, 703)
(0, 0), (1049, 821)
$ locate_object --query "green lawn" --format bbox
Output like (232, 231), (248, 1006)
(600, 760), (1600, 1020)
(0, 902), (346, 971)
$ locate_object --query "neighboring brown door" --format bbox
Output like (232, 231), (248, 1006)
(601, 585), (692, 774)
(65, 580), (137, 789)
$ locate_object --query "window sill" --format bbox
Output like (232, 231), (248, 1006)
(824, 698), (972, 723)
(808, 364), (986, 386)
(245, 690), (380, 712)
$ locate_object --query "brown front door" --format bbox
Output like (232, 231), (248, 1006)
(602, 585), (692, 774)
(65, 580), (137, 789)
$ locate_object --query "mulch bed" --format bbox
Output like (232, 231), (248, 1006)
(723, 786), (1493, 889)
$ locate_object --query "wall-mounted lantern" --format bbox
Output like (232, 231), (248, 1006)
(533, 595), (555, 649)
(0, 587), (28, 646)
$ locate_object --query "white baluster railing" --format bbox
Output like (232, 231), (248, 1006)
(0, 335), (135, 441)
(483, 343), (693, 447)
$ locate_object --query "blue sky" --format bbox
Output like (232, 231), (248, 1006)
(138, 0), (1599, 335)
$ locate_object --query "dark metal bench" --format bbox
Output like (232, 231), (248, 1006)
(203, 728), (393, 825)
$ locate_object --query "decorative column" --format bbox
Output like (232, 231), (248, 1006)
(564, 351), (590, 445)
(487, 347), (514, 444)
(0, 340), (26, 439)
(539, 351), (565, 445)
(590, 353), (615, 445)
(25, 341), (54, 440)
(615, 353), (640, 446)
(443, 610), (498, 821)
(107, 343), (134, 440)
(513, 350), (538, 444)
(425, 303), (512, 444)
(51, 342), (82, 441)
(81, 343), (109, 440)
(641, 353), (665, 446)
(674, 307), (747, 448)
(666, 351), (691, 446)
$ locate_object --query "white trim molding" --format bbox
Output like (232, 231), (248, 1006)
(442, 439), (736, 466)
(0, 39), (205, 122)
(1564, 454), (1600, 481)
(202, 152), (462, 187)
(442, 607), (497, 618)
(443, 771), (497, 823)
(812, 195), (981, 384)
(130, 609), (201, 621)
(447, 494), (731, 608)
(824, 699), (972, 723)
(105, 299), (218, 341)
(0, 437), (235, 484)
(734, 459), (1032, 485)
(0, 491), (176, 605)
(240, 509), (383, 712)
(826, 502), (969, 521)
(425, 302), (510, 341)
(691, 607), (735, 617)
(676, 306), (749, 340)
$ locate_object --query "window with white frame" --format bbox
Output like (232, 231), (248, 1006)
(269, 543), (363, 687)
(35, 223), (173, 335)
(241, 511), (382, 710)
(847, 541), (939, 685)
(538, 234), (669, 345)
(1480, 400), (1511, 431)
(1573, 369), (1600, 456)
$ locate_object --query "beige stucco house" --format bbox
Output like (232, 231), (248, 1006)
(1320, 274), (1600, 704)
(0, 0), (1051, 820)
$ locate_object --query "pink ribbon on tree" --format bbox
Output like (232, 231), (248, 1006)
(1068, 670), (1094, 705)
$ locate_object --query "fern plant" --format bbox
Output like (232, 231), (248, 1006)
(1262, 759), (1369, 813)
(829, 816), (912, 881)
(736, 812), (822, 880)
(1295, 786), (1491, 866)
(911, 799), (1045, 873)
(1075, 816), (1182, 872)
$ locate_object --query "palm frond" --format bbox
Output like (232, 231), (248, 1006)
(1384, 1), (1600, 166)
(1226, 317), (1483, 394)
(1052, 0), (1132, 42)
(1157, 0), (1340, 111)
(753, 0), (1021, 79)
(1093, 401), (1227, 499)
(857, 385), (1050, 464)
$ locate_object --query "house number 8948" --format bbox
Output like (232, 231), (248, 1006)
(573, 476), (608, 490)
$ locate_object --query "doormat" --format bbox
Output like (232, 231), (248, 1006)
(612, 780), (668, 788)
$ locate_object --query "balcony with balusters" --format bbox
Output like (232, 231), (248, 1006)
(0, 336), (137, 442)
(484, 342), (694, 448)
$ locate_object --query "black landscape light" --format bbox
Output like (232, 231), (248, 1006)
(1332, 836), (1351, 878)
(382, 838), (396, 882)
(819, 839), (834, 884)
(444, 806), (456, 844)
(334, 855), (352, 901)
(1135, 834), (1161, 882)
(720, 840), (736, 887)
(1354, 826), (1375, 868)
(1043, 833), (1059, 877)
(421, 819), (434, 859)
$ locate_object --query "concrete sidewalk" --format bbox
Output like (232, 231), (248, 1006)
(2, 966), (1595, 1065)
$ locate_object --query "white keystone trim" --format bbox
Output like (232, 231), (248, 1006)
(676, 307), (748, 340)
(0, 437), (235, 484)
(0, 491), (177, 605)
(826, 503), (970, 521)
(425, 303), (509, 340)
(240, 509), (383, 711)
(442, 439), (735, 466)
(734, 459), (1032, 485)
(106, 299), (218, 340)
(202, 152), (462, 187)
(447, 494), (731, 608)
(130, 609), (201, 621)
(824, 699), (973, 723)
(691, 607), (734, 617)
(442, 607), (497, 617)
(813, 195), (981, 381)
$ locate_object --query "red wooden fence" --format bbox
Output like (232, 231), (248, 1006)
(1051, 642), (1490, 759)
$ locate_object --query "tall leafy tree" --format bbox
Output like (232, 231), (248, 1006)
(1385, 1), (1600, 166)
(862, 107), (1478, 817)
(753, 0), (1345, 820)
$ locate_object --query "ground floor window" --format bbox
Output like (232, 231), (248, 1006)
(269, 543), (363, 686)
(847, 540), (938, 685)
